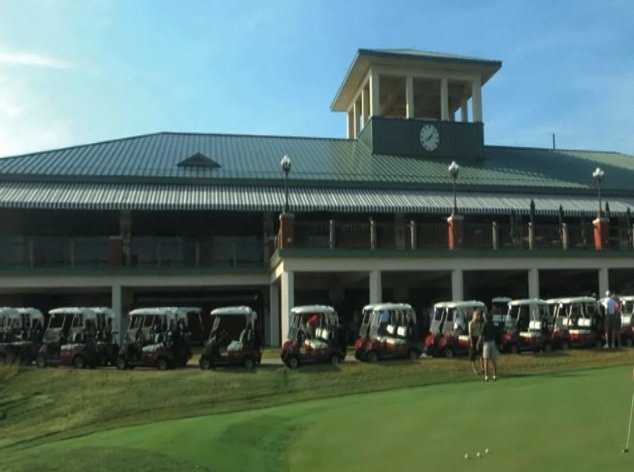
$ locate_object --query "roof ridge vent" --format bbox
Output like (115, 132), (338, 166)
(177, 152), (220, 168)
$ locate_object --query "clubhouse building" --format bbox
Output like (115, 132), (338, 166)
(1, 48), (633, 346)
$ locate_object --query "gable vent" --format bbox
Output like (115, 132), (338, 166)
(177, 152), (220, 169)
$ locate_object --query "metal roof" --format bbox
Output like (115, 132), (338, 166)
(1, 132), (633, 194)
(211, 306), (255, 317)
(0, 179), (632, 215)
(290, 305), (336, 315)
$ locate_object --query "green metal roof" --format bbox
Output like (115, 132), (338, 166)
(0, 132), (632, 196)
(0, 180), (630, 216)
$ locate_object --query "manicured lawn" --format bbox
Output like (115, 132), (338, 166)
(3, 364), (634, 471)
(1, 350), (634, 471)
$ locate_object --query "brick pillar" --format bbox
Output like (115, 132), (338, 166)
(278, 213), (295, 249)
(447, 214), (464, 250)
(593, 217), (609, 250)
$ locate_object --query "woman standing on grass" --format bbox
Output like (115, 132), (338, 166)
(482, 313), (498, 382)
(468, 309), (483, 376)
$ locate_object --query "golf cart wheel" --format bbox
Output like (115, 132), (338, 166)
(36, 355), (47, 368)
(408, 349), (419, 361)
(157, 358), (170, 371)
(330, 354), (340, 366)
(444, 348), (454, 359)
(367, 351), (379, 363)
(199, 356), (211, 370)
(244, 357), (255, 370)
(116, 357), (128, 370)
(73, 355), (86, 369)
(287, 356), (300, 369)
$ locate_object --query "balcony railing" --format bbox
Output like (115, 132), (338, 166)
(0, 236), (264, 270)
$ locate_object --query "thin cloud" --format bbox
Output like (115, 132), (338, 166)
(0, 51), (71, 69)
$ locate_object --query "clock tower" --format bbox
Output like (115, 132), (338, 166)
(331, 49), (501, 161)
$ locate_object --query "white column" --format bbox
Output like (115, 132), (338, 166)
(360, 86), (367, 128)
(369, 70), (381, 117)
(111, 284), (124, 346)
(460, 99), (468, 122)
(528, 268), (540, 299)
(280, 271), (295, 344)
(451, 269), (464, 301)
(269, 281), (280, 346)
(599, 267), (609, 296)
(440, 78), (449, 121)
(352, 101), (358, 138)
(405, 75), (414, 119)
(346, 109), (353, 139)
(472, 76), (483, 122)
(369, 270), (382, 304)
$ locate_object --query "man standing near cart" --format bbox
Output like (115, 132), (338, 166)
(602, 291), (619, 349)
(481, 312), (498, 382)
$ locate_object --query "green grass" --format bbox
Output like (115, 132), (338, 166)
(2, 350), (634, 471)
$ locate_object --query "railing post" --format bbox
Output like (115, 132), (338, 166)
(329, 219), (335, 249)
(447, 214), (463, 250)
(69, 238), (76, 267)
(561, 223), (569, 251)
(278, 213), (295, 249)
(409, 220), (417, 250)
(592, 216), (609, 251)
(528, 222), (535, 250)
(492, 221), (499, 250)
(369, 218), (376, 250)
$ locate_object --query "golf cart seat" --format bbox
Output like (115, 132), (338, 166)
(622, 315), (632, 325)
(385, 336), (407, 346)
(578, 318), (593, 328)
(396, 326), (408, 337)
(520, 331), (538, 338)
(529, 320), (542, 331)
(458, 335), (470, 343)
(315, 328), (330, 341)
(227, 340), (243, 352)
(142, 343), (162, 353)
(306, 339), (327, 350)
(386, 325), (396, 335)
(568, 329), (592, 335)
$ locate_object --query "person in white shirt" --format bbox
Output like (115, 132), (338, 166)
(602, 291), (620, 349)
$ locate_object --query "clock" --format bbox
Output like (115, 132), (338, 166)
(419, 124), (440, 152)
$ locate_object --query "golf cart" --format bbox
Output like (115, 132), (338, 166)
(37, 307), (118, 368)
(490, 297), (512, 329)
(354, 303), (420, 362)
(424, 301), (487, 358)
(0, 308), (45, 365)
(117, 307), (192, 370)
(499, 299), (552, 353)
(619, 296), (634, 347)
(556, 297), (603, 348)
(199, 306), (261, 370)
(282, 305), (346, 368)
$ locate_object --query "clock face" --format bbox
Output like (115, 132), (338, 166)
(419, 124), (440, 152)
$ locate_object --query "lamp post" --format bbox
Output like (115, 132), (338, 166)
(448, 161), (460, 215)
(592, 167), (605, 218)
(280, 154), (292, 214)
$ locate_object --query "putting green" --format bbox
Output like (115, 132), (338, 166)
(5, 366), (634, 472)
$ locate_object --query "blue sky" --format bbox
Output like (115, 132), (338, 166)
(0, 0), (633, 157)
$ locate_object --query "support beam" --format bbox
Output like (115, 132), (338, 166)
(352, 100), (358, 139)
(528, 268), (540, 299)
(451, 269), (464, 301)
(369, 70), (381, 117)
(440, 78), (449, 121)
(369, 270), (382, 304)
(269, 281), (280, 346)
(599, 267), (609, 296)
(346, 109), (354, 139)
(361, 84), (367, 129)
(405, 75), (414, 119)
(472, 76), (483, 122)
(111, 284), (124, 345)
(280, 271), (294, 344)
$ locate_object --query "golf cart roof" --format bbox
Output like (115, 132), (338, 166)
(557, 297), (597, 304)
(509, 298), (547, 306)
(492, 297), (512, 303)
(434, 300), (487, 310)
(49, 307), (113, 320)
(619, 295), (634, 301)
(211, 306), (257, 319)
(291, 305), (336, 315)
(128, 307), (198, 317)
(371, 303), (414, 311)
(546, 298), (563, 304)
(0, 307), (44, 320)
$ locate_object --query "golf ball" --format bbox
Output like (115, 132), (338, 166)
(485, 448), (489, 455)
(477, 452), (481, 458)
(464, 453), (469, 460)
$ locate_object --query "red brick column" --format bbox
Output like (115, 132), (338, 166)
(278, 213), (295, 249)
(592, 217), (609, 250)
(447, 214), (464, 250)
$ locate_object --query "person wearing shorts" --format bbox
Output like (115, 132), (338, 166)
(468, 309), (483, 376)
(481, 313), (498, 382)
